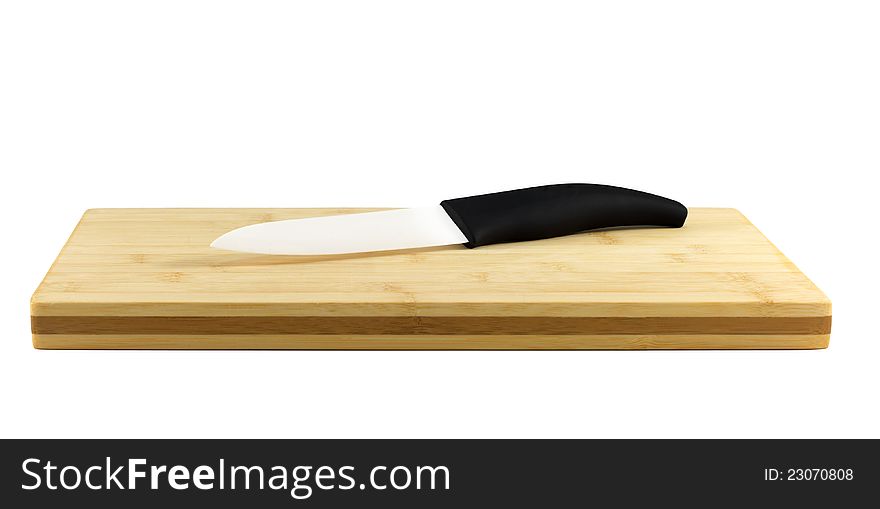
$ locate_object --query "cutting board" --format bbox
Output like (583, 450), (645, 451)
(31, 208), (831, 349)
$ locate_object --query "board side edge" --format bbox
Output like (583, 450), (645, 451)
(31, 333), (832, 350)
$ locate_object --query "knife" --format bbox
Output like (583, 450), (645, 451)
(210, 183), (688, 255)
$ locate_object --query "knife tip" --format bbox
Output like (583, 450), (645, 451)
(209, 234), (230, 251)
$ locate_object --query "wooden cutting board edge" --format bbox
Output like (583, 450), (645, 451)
(31, 333), (831, 350)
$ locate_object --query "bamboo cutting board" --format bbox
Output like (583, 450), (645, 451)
(31, 208), (831, 349)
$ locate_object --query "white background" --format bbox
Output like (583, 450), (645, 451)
(1, 1), (878, 438)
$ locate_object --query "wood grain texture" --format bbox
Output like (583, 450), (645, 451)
(30, 208), (831, 349)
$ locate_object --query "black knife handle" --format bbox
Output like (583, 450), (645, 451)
(440, 183), (687, 248)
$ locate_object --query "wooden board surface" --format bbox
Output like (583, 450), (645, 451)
(30, 208), (831, 349)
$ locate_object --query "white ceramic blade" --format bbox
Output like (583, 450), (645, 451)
(210, 206), (468, 255)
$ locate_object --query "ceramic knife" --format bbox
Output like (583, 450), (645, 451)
(210, 183), (688, 255)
